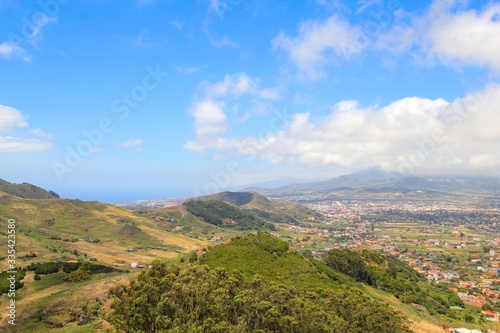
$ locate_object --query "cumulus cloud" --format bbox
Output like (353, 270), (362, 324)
(426, 2), (500, 71)
(185, 73), (281, 151)
(273, 16), (364, 79)
(0, 106), (29, 131)
(189, 99), (227, 138)
(184, 83), (500, 177)
(376, 0), (500, 71)
(276, 1), (500, 77)
(0, 105), (53, 152)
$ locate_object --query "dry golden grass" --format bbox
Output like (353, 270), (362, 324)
(409, 318), (447, 333)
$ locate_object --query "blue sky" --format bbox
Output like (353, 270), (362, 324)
(1, 0), (500, 202)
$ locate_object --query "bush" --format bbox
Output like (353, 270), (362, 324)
(0, 270), (26, 294)
(64, 268), (91, 282)
(62, 262), (80, 273)
(26, 262), (59, 275)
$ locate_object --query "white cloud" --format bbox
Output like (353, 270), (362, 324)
(376, 1), (500, 71)
(188, 99), (227, 139)
(0, 105), (29, 131)
(185, 73), (281, 152)
(0, 12), (56, 61)
(184, 84), (500, 177)
(0, 136), (52, 152)
(29, 128), (53, 140)
(204, 73), (279, 100)
(0, 105), (53, 152)
(426, 2), (500, 71)
(0, 42), (29, 61)
(273, 16), (364, 79)
(276, 1), (500, 77)
(119, 138), (144, 150)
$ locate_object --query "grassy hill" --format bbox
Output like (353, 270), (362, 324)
(183, 199), (270, 230)
(197, 233), (485, 333)
(194, 191), (322, 225)
(0, 192), (207, 271)
(0, 185), (487, 332)
(0, 178), (59, 199)
(108, 232), (413, 333)
(0, 192), (212, 331)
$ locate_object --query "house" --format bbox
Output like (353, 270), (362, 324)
(458, 292), (476, 302)
(448, 328), (483, 333)
(482, 309), (499, 322)
(476, 296), (487, 304)
(211, 236), (222, 242)
(130, 262), (146, 269)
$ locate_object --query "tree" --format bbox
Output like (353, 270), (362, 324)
(108, 260), (411, 333)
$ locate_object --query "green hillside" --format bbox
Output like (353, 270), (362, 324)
(323, 249), (464, 316)
(194, 191), (322, 225)
(108, 232), (412, 333)
(0, 192), (206, 271)
(0, 192), (210, 331)
(0, 179), (59, 199)
(183, 200), (268, 230)
(0, 187), (480, 332)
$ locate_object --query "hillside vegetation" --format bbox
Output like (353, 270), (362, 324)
(193, 191), (322, 225)
(0, 192), (206, 272)
(0, 179), (59, 199)
(323, 249), (464, 316)
(0, 192), (211, 331)
(183, 200), (268, 230)
(0, 183), (480, 332)
(109, 232), (411, 333)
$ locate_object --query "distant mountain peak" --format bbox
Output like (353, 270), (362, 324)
(251, 168), (500, 201)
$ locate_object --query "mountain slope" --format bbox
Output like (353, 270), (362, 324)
(194, 191), (322, 224)
(0, 178), (59, 199)
(183, 199), (268, 230)
(253, 168), (500, 201)
(0, 192), (206, 271)
(108, 232), (413, 333)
